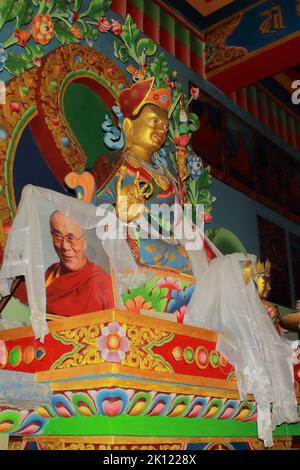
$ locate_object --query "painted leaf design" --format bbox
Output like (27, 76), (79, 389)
(54, 21), (80, 45)
(83, 0), (112, 20)
(15, 0), (33, 28)
(5, 51), (32, 75)
(114, 40), (129, 63)
(121, 15), (140, 49)
(136, 38), (156, 57)
(188, 112), (200, 132)
(0, 0), (17, 29)
(150, 52), (168, 88)
(82, 22), (99, 42)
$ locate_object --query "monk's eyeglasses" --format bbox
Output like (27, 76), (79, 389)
(51, 232), (84, 246)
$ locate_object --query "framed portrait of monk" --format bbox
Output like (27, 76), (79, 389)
(13, 194), (116, 320)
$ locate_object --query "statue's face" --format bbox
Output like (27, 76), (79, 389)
(127, 104), (169, 154)
(256, 274), (271, 299)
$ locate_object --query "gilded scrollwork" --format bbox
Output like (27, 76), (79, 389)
(206, 14), (248, 73)
(0, 68), (38, 240)
(249, 437), (292, 450)
(38, 44), (129, 172)
(36, 441), (182, 450)
(52, 323), (174, 373)
(122, 326), (174, 373)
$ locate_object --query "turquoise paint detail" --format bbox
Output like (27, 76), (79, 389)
(226, 0), (298, 52)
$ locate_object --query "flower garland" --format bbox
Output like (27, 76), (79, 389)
(0, 0), (116, 75)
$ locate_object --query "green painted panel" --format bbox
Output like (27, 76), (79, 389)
(63, 82), (113, 169)
(43, 416), (300, 438)
(129, 0), (144, 11)
(143, 1), (160, 23)
(175, 22), (190, 48)
(190, 35), (204, 57)
(159, 9), (175, 35)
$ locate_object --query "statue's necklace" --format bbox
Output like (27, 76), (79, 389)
(124, 151), (170, 191)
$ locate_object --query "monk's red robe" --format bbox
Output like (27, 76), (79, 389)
(14, 260), (114, 317)
(45, 260), (114, 316)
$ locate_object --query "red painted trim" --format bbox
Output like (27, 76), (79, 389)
(110, 0), (127, 18)
(175, 38), (190, 68)
(159, 27), (176, 55)
(236, 88), (248, 111)
(190, 50), (205, 77)
(210, 34), (300, 93)
(126, 1), (144, 30)
(110, 0), (205, 77)
(152, 0), (205, 42)
(143, 12), (160, 43)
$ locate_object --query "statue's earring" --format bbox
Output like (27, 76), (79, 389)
(123, 118), (133, 150)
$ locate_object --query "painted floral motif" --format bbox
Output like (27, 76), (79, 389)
(0, 0), (112, 77)
(157, 277), (181, 292)
(125, 295), (153, 314)
(31, 14), (54, 45)
(97, 322), (129, 363)
(98, 17), (111, 33)
(15, 29), (31, 47)
(166, 285), (195, 314)
(187, 154), (204, 180)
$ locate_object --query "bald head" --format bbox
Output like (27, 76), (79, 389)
(50, 211), (87, 272)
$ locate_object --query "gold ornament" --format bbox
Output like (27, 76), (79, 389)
(116, 169), (153, 222)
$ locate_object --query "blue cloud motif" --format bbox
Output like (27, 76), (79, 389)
(167, 284), (195, 313)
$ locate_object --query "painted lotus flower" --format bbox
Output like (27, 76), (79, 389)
(0, 44), (7, 72)
(174, 305), (187, 323)
(98, 17), (111, 32)
(31, 14), (54, 45)
(111, 19), (122, 36)
(187, 154), (204, 180)
(125, 295), (153, 314)
(199, 212), (213, 224)
(157, 277), (181, 292)
(190, 86), (200, 100)
(15, 29), (31, 47)
(97, 321), (129, 363)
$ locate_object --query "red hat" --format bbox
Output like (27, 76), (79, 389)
(119, 78), (172, 119)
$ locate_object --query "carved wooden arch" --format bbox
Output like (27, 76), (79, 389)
(0, 44), (129, 256)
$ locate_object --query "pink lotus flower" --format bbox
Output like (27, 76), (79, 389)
(98, 17), (111, 32)
(173, 134), (190, 147)
(174, 306), (187, 323)
(190, 86), (200, 100)
(125, 295), (153, 314)
(111, 19), (122, 36)
(157, 277), (180, 292)
(200, 212), (213, 224)
(97, 321), (129, 363)
(166, 79), (176, 89)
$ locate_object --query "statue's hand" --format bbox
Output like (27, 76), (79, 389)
(116, 171), (151, 222)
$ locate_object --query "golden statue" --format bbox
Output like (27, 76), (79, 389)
(254, 259), (283, 336)
(67, 78), (215, 272)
